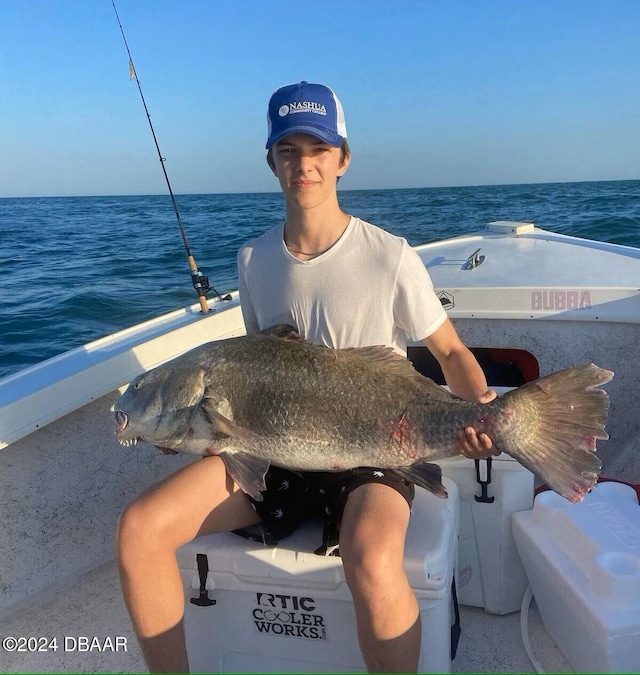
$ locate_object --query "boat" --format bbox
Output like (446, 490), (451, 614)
(1, 221), (639, 673)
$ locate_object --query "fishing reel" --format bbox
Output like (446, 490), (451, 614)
(191, 268), (211, 297)
(191, 268), (232, 303)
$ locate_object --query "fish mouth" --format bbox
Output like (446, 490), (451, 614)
(114, 410), (139, 447)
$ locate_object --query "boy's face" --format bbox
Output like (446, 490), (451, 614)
(269, 133), (350, 210)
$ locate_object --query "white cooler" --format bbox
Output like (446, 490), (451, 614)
(439, 454), (534, 614)
(512, 481), (640, 673)
(177, 477), (459, 673)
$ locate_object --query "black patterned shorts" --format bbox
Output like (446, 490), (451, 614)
(234, 466), (415, 554)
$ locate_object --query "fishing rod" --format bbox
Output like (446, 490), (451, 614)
(111, 0), (230, 312)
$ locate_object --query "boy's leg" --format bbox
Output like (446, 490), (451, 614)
(339, 482), (420, 673)
(116, 455), (260, 673)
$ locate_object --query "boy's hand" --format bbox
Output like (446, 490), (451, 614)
(456, 388), (501, 458)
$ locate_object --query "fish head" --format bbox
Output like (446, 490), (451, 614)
(113, 365), (206, 449)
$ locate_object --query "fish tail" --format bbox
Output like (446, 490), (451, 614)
(491, 363), (612, 503)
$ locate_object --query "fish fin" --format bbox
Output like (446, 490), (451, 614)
(201, 401), (264, 443)
(495, 363), (612, 503)
(262, 327), (441, 389)
(392, 461), (448, 498)
(261, 324), (304, 340)
(339, 346), (439, 388)
(219, 452), (270, 501)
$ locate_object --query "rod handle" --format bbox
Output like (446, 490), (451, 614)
(188, 255), (210, 313)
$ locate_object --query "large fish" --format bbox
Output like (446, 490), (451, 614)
(113, 325), (612, 503)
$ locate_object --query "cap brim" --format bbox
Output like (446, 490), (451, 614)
(266, 125), (344, 149)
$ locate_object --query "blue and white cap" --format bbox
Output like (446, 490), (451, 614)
(266, 81), (347, 149)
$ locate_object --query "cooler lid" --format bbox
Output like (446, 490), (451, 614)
(529, 481), (640, 612)
(178, 478), (458, 593)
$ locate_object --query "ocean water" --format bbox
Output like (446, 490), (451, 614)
(1, 180), (639, 380)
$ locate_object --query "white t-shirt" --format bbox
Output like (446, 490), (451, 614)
(237, 216), (447, 355)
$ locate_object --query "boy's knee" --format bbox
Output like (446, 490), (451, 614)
(116, 497), (167, 564)
(342, 542), (403, 598)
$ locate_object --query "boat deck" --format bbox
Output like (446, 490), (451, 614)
(0, 558), (571, 673)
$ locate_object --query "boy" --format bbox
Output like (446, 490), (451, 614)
(116, 81), (497, 673)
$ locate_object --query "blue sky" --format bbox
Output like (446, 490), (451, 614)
(2, 0), (639, 197)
